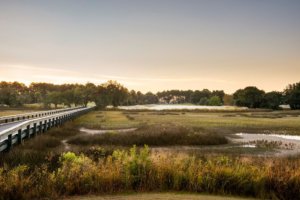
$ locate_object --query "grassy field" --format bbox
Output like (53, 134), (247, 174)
(75, 110), (300, 135)
(0, 103), (77, 117)
(74, 111), (140, 129)
(0, 110), (39, 117)
(64, 193), (255, 200)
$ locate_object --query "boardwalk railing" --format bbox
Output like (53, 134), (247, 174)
(0, 106), (95, 152)
(0, 107), (84, 125)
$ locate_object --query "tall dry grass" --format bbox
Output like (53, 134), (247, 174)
(68, 124), (228, 146)
(0, 146), (300, 200)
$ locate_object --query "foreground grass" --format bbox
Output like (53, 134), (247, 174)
(64, 193), (255, 200)
(1, 146), (300, 200)
(0, 122), (80, 168)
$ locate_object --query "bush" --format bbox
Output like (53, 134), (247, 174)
(208, 96), (222, 106)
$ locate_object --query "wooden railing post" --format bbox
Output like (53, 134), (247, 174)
(7, 134), (12, 150)
(48, 119), (52, 129)
(33, 123), (37, 137)
(18, 129), (22, 144)
(44, 120), (47, 132)
(39, 121), (43, 133)
(26, 125), (30, 138)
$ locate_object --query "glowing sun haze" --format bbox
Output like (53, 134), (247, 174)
(0, 0), (299, 93)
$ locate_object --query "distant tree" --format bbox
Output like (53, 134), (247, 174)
(143, 92), (159, 104)
(47, 91), (63, 108)
(208, 95), (222, 106)
(62, 90), (75, 107)
(94, 85), (110, 109)
(127, 90), (137, 105)
(284, 82), (300, 109)
(82, 83), (97, 107)
(262, 91), (283, 110)
(233, 87), (265, 108)
(199, 97), (208, 105)
(73, 86), (85, 106)
(201, 89), (212, 99)
(29, 83), (56, 107)
(0, 81), (27, 107)
(191, 89), (211, 104)
(136, 91), (144, 104)
(95, 81), (129, 108)
(183, 90), (194, 103)
(223, 94), (234, 105)
(212, 90), (225, 103)
(191, 90), (202, 104)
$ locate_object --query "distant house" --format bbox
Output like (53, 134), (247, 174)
(159, 95), (186, 104)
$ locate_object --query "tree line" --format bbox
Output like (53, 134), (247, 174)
(0, 80), (299, 110)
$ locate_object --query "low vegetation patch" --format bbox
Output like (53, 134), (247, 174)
(68, 124), (228, 146)
(0, 146), (300, 200)
(74, 111), (139, 129)
(0, 122), (80, 168)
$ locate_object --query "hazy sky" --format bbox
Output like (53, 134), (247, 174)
(0, 0), (299, 93)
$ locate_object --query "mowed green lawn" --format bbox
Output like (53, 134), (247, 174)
(75, 110), (300, 135)
(65, 193), (256, 200)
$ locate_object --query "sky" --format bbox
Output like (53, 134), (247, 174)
(0, 0), (299, 93)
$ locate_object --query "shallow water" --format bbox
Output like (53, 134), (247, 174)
(236, 133), (300, 141)
(234, 133), (300, 156)
(117, 104), (247, 111)
(242, 144), (256, 148)
(80, 127), (138, 135)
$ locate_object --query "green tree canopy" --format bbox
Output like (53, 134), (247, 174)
(233, 87), (265, 108)
(284, 82), (300, 109)
(262, 91), (282, 110)
(94, 81), (129, 108)
(208, 96), (222, 106)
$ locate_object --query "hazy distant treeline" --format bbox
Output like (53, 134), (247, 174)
(0, 80), (299, 110)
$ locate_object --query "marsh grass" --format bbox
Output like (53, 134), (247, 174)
(125, 114), (135, 121)
(1, 110), (300, 199)
(68, 124), (228, 146)
(73, 110), (300, 135)
(75, 111), (139, 129)
(0, 146), (300, 200)
(0, 122), (80, 168)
